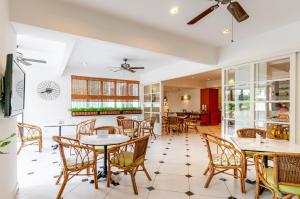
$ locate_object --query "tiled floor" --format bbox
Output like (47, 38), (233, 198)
(16, 125), (272, 199)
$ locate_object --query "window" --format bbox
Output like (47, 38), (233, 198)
(128, 83), (139, 96)
(71, 76), (140, 109)
(116, 81), (127, 96)
(103, 81), (115, 96)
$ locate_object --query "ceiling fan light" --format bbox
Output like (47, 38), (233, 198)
(223, 28), (231, 34)
(227, 2), (249, 23)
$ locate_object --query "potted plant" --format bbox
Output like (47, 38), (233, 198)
(70, 106), (142, 116)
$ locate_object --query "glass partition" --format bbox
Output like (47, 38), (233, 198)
(223, 65), (251, 136)
(254, 58), (291, 140)
(143, 83), (161, 130)
(223, 56), (293, 141)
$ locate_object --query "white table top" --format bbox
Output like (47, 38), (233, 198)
(80, 134), (130, 146)
(230, 137), (300, 154)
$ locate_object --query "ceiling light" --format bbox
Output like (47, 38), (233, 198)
(170, 7), (179, 15)
(223, 28), (231, 34)
(207, 78), (211, 81)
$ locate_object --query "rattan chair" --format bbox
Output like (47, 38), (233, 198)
(17, 123), (43, 155)
(236, 128), (267, 176)
(141, 116), (156, 139)
(53, 136), (98, 199)
(120, 119), (139, 138)
(76, 119), (96, 140)
(106, 135), (151, 194)
(93, 126), (117, 155)
(167, 116), (180, 134)
(161, 116), (168, 135)
(177, 115), (187, 132)
(254, 153), (300, 199)
(201, 132), (246, 193)
(116, 116), (126, 134)
(185, 115), (198, 133)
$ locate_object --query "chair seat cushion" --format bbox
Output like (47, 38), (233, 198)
(66, 155), (94, 169)
(24, 135), (40, 141)
(264, 168), (300, 196)
(95, 145), (116, 153)
(123, 129), (138, 136)
(212, 154), (241, 166)
(244, 150), (256, 157)
(110, 151), (144, 167)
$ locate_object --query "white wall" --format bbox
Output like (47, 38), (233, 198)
(165, 88), (200, 113)
(206, 79), (221, 88)
(23, 66), (142, 139)
(0, 0), (18, 199)
(218, 20), (300, 66)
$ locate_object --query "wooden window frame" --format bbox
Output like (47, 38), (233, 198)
(71, 75), (140, 102)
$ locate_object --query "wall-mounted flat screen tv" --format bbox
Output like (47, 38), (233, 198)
(2, 54), (25, 117)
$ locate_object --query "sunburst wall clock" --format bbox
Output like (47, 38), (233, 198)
(37, 81), (60, 101)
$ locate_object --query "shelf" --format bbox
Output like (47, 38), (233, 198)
(224, 101), (250, 104)
(223, 118), (235, 121)
(255, 120), (290, 125)
(255, 100), (290, 103)
(224, 83), (250, 88)
(254, 78), (290, 84)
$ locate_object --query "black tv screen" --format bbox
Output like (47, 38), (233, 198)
(3, 54), (25, 117)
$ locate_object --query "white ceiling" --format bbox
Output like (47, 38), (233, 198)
(67, 36), (182, 78)
(16, 35), (66, 73)
(14, 23), (203, 79)
(163, 68), (221, 88)
(62, 0), (300, 47)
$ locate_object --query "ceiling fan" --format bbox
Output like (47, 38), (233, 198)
(110, 58), (145, 73)
(187, 0), (249, 25)
(15, 52), (47, 66)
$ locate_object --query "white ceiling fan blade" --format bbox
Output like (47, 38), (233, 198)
(108, 67), (123, 72)
(23, 58), (47, 64)
(20, 59), (32, 66)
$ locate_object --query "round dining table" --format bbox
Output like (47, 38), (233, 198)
(80, 134), (130, 180)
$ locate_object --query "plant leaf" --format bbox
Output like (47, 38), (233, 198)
(0, 141), (11, 148)
(8, 133), (16, 138)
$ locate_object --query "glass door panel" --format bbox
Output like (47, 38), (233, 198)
(225, 65), (250, 85)
(255, 80), (290, 101)
(255, 58), (290, 82)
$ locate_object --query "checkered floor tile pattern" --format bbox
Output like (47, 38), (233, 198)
(16, 125), (272, 199)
